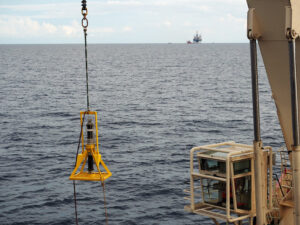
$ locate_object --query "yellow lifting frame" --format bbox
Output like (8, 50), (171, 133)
(70, 111), (112, 181)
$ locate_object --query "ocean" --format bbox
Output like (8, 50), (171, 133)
(0, 43), (285, 224)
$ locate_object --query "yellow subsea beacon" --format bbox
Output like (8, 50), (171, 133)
(70, 111), (111, 181)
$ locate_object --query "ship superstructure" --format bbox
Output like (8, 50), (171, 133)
(187, 31), (202, 44)
(193, 31), (202, 43)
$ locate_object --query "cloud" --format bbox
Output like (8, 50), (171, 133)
(107, 0), (142, 6)
(0, 16), (42, 37)
(90, 27), (115, 34)
(184, 21), (192, 27)
(0, 0), (248, 43)
(163, 21), (172, 27)
(122, 26), (133, 32)
(61, 21), (81, 37)
(0, 3), (78, 20)
(0, 0), (212, 18)
(219, 14), (246, 28)
(0, 16), (81, 38)
(43, 22), (57, 34)
(226, 13), (246, 23)
(0, 16), (117, 40)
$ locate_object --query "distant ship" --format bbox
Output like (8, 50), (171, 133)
(187, 31), (202, 44)
(193, 31), (202, 43)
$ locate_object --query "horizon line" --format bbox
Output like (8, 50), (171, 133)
(0, 42), (248, 45)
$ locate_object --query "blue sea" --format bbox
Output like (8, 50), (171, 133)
(0, 44), (285, 225)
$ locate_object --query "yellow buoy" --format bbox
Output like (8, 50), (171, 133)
(70, 111), (111, 181)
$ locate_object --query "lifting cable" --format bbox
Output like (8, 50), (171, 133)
(73, 112), (85, 225)
(72, 1), (109, 224)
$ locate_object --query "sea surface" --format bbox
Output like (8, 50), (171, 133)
(0, 44), (285, 225)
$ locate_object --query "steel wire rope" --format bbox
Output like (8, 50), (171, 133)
(72, 1), (109, 224)
(101, 180), (108, 225)
(73, 112), (86, 225)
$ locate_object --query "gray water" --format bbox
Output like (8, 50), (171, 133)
(0, 44), (284, 225)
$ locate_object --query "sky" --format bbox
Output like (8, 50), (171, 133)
(0, 0), (249, 44)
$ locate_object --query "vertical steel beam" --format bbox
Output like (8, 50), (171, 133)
(250, 39), (261, 142)
(288, 39), (300, 225)
(293, 146), (300, 225)
(289, 39), (299, 146)
(250, 39), (265, 225)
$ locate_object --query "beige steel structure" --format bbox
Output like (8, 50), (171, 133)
(185, 142), (273, 225)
